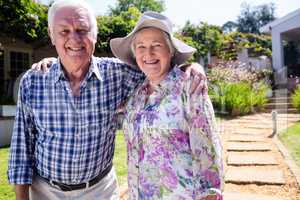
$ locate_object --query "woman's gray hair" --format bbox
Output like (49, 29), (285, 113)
(48, 0), (98, 39)
(130, 28), (175, 58)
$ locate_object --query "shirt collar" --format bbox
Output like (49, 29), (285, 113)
(52, 56), (103, 84)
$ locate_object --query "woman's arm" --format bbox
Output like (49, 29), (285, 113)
(187, 89), (223, 200)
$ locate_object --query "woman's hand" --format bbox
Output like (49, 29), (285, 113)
(31, 57), (56, 72)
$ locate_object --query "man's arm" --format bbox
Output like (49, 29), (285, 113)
(120, 63), (145, 100)
(15, 185), (30, 200)
(7, 73), (34, 197)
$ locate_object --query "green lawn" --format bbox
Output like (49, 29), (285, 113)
(279, 122), (300, 167)
(113, 130), (128, 185)
(0, 131), (127, 200)
(0, 147), (15, 200)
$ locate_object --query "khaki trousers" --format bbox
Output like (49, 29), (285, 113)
(29, 167), (120, 200)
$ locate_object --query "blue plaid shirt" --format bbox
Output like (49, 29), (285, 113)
(8, 56), (144, 184)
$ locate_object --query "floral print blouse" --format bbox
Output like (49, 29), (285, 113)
(122, 67), (223, 200)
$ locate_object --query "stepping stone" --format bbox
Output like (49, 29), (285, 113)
(231, 129), (271, 135)
(227, 152), (278, 166)
(227, 142), (272, 151)
(227, 135), (265, 142)
(223, 192), (285, 200)
(225, 167), (285, 185)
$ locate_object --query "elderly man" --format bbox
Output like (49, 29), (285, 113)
(8, 0), (205, 200)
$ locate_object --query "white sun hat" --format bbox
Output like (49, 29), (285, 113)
(110, 11), (196, 67)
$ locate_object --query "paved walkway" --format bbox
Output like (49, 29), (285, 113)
(120, 113), (300, 200)
(220, 113), (300, 200)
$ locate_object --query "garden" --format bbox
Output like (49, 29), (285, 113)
(0, 0), (300, 199)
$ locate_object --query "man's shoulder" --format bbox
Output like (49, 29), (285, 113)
(21, 61), (59, 86)
(93, 56), (125, 68)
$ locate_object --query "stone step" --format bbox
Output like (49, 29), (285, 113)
(264, 108), (299, 114)
(225, 167), (285, 185)
(268, 96), (291, 103)
(229, 124), (272, 129)
(227, 135), (266, 142)
(227, 152), (278, 166)
(227, 142), (272, 151)
(265, 102), (294, 109)
(230, 129), (271, 135)
(223, 192), (285, 200)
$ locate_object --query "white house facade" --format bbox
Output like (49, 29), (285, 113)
(260, 8), (300, 88)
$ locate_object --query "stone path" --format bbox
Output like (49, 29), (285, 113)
(221, 113), (300, 200)
(120, 113), (300, 200)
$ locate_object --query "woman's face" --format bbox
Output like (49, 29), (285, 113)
(133, 28), (173, 84)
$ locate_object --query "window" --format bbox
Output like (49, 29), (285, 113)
(0, 50), (4, 94)
(10, 51), (29, 80)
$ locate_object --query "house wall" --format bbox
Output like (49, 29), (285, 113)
(271, 13), (300, 71)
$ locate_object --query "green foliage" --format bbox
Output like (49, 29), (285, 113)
(208, 61), (271, 116)
(96, 7), (141, 53)
(236, 2), (276, 34)
(109, 0), (165, 15)
(292, 85), (300, 111)
(0, 0), (48, 44)
(220, 32), (272, 60)
(178, 22), (223, 61)
(209, 81), (269, 116)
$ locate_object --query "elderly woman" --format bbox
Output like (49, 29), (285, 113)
(110, 12), (223, 200)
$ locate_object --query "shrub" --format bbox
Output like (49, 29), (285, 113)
(207, 61), (271, 116)
(209, 81), (269, 116)
(292, 85), (300, 111)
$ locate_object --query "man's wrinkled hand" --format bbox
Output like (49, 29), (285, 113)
(181, 63), (208, 95)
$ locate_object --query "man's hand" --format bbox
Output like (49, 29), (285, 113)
(15, 184), (30, 200)
(181, 63), (208, 95)
(31, 57), (56, 72)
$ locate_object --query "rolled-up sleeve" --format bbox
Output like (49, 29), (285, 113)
(187, 92), (223, 199)
(7, 75), (35, 184)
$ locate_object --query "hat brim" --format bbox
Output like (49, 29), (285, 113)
(110, 20), (196, 67)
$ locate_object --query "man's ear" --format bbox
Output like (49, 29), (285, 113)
(48, 27), (55, 45)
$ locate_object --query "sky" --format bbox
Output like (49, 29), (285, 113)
(39, 0), (300, 28)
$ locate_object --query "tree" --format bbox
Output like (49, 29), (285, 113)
(178, 21), (223, 62)
(0, 0), (48, 44)
(237, 2), (276, 34)
(97, 7), (141, 53)
(109, 0), (165, 15)
(222, 21), (238, 34)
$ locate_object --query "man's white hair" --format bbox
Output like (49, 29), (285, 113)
(48, 0), (98, 39)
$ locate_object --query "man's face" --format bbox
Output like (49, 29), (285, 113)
(49, 6), (96, 72)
